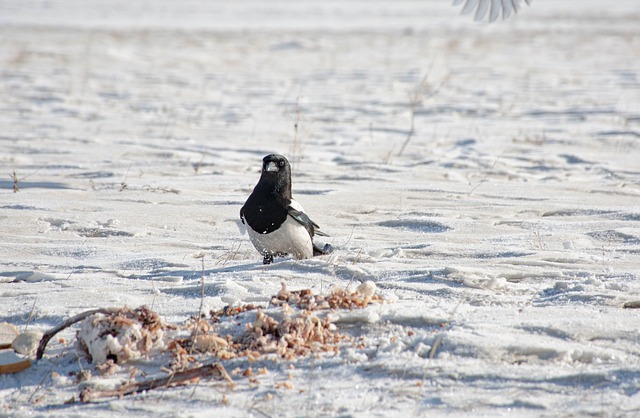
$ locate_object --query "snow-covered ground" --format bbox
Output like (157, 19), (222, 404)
(1, 0), (640, 416)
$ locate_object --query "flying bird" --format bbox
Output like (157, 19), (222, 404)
(240, 154), (331, 264)
(453, 0), (532, 22)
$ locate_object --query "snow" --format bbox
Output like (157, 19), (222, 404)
(1, 0), (640, 416)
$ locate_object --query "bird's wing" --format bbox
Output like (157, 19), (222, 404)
(453, 0), (531, 22)
(287, 201), (329, 238)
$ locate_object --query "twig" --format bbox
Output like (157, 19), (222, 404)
(428, 297), (463, 362)
(193, 153), (206, 175)
(9, 167), (43, 193)
(29, 342), (73, 403)
(24, 299), (38, 331)
(189, 254), (206, 356)
(288, 88), (306, 167)
(416, 295), (465, 409)
(397, 69), (439, 158)
(141, 185), (180, 194)
(10, 171), (19, 192)
(422, 296), (467, 383)
(119, 163), (132, 192)
(468, 152), (504, 195)
(36, 308), (120, 360)
(397, 108), (416, 158)
(79, 363), (232, 403)
(213, 240), (244, 267)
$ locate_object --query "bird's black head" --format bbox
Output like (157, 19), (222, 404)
(258, 154), (292, 199)
(262, 154), (289, 175)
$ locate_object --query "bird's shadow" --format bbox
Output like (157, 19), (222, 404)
(128, 261), (262, 282)
(128, 256), (334, 298)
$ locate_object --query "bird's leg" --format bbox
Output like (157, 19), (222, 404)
(262, 252), (274, 265)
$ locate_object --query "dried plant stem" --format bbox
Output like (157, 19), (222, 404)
(119, 163), (132, 191)
(79, 363), (232, 403)
(397, 71), (433, 158)
(9, 167), (43, 192)
(24, 299), (38, 331)
(189, 254), (206, 356)
(397, 108), (416, 158)
(289, 90), (305, 167)
(29, 342), (72, 403)
(468, 152), (504, 195)
(10, 170), (19, 192)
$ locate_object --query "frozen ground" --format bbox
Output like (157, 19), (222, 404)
(1, 0), (640, 416)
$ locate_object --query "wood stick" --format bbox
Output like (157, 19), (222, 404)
(79, 363), (232, 403)
(36, 308), (119, 360)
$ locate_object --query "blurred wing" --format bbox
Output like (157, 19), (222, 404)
(489, 0), (502, 22)
(475, 0), (490, 21)
(453, 0), (531, 22)
(461, 0), (479, 15)
(501, 0), (514, 20)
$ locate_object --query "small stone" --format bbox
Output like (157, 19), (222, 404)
(12, 330), (43, 356)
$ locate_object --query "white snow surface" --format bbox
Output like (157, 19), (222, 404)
(1, 0), (640, 416)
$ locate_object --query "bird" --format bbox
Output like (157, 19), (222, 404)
(240, 154), (331, 265)
(453, 0), (532, 22)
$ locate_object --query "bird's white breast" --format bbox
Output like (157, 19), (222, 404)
(244, 214), (313, 260)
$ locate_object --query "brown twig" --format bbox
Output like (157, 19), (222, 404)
(79, 363), (232, 403)
(36, 308), (119, 360)
(189, 254), (206, 356)
(10, 171), (19, 192)
(9, 167), (44, 193)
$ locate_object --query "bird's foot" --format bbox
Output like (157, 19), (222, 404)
(313, 243), (333, 256)
(263, 252), (287, 264)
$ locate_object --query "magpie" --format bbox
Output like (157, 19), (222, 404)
(240, 154), (331, 264)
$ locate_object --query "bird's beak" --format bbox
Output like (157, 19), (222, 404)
(265, 162), (279, 172)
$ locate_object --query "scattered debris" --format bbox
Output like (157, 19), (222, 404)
(32, 283), (385, 403)
(192, 334), (229, 353)
(271, 280), (381, 310)
(76, 306), (166, 364)
(241, 308), (342, 360)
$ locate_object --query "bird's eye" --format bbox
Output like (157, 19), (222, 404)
(279, 161), (284, 167)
